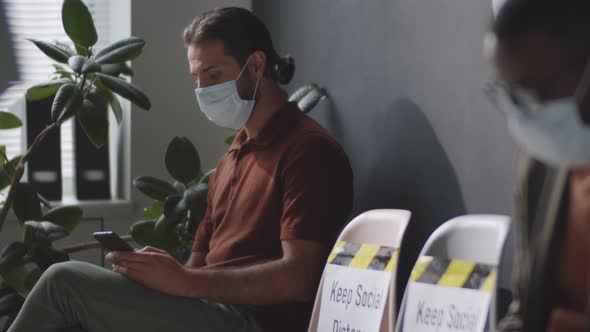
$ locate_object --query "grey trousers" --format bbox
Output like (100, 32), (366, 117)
(7, 261), (261, 332)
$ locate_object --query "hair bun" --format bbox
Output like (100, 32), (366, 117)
(274, 55), (295, 85)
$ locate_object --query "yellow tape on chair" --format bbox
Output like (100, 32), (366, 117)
(410, 256), (497, 292)
(327, 241), (398, 271)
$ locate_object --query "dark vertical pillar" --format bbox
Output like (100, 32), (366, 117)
(26, 96), (62, 201)
(74, 93), (110, 200)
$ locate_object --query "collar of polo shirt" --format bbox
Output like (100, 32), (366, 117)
(228, 101), (298, 152)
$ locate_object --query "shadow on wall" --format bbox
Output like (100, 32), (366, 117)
(309, 95), (467, 307)
(363, 98), (467, 307)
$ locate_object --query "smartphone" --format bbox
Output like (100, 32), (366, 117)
(92, 231), (134, 252)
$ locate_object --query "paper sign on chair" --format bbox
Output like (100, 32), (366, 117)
(402, 256), (497, 332)
(317, 241), (398, 332)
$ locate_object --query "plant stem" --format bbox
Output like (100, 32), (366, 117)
(0, 123), (58, 231)
(0, 148), (16, 180)
(61, 235), (134, 254)
(0, 148), (9, 164)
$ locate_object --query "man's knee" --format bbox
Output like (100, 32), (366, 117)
(41, 261), (91, 287)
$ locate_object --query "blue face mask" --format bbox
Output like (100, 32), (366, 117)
(486, 60), (590, 168)
(195, 59), (261, 131)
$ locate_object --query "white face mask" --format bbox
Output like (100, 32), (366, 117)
(486, 62), (590, 168)
(195, 59), (261, 130)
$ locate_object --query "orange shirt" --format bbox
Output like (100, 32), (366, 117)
(192, 101), (354, 331)
(556, 168), (590, 311)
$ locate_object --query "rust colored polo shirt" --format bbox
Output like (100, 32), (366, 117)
(192, 101), (353, 331)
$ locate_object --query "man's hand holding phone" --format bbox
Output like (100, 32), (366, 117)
(92, 231), (134, 252)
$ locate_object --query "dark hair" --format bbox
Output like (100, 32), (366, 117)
(493, 0), (590, 68)
(183, 7), (295, 85)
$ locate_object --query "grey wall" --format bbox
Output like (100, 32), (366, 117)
(254, 0), (519, 303)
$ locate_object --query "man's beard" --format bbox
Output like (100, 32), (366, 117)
(237, 69), (258, 102)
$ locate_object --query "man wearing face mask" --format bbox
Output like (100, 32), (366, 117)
(485, 0), (590, 331)
(7, 7), (353, 332)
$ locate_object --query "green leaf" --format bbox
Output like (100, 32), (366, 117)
(0, 266), (42, 294)
(95, 37), (145, 64)
(225, 134), (236, 146)
(51, 70), (75, 81)
(75, 44), (88, 56)
(13, 183), (42, 223)
(143, 201), (164, 220)
(22, 223), (37, 248)
(51, 84), (83, 124)
(42, 206), (83, 233)
(298, 87), (327, 113)
(129, 220), (180, 253)
(78, 99), (108, 148)
(26, 39), (72, 64)
(133, 176), (176, 201)
(94, 80), (123, 124)
(100, 64), (124, 77)
(62, 0), (97, 48)
(173, 181), (186, 193)
(23, 221), (69, 242)
(23, 268), (42, 291)
(289, 84), (317, 103)
(184, 183), (208, 224)
(26, 79), (70, 101)
(67, 55), (86, 74)
(54, 41), (75, 55)
(0, 156), (21, 191)
(162, 194), (185, 219)
(52, 63), (70, 72)
(0, 266), (30, 294)
(0, 291), (24, 317)
(100, 64), (134, 77)
(0, 111), (22, 130)
(165, 136), (201, 184)
(129, 220), (156, 246)
(154, 213), (182, 234)
(96, 73), (151, 110)
(0, 145), (5, 168)
(0, 243), (27, 267)
(81, 58), (100, 74)
(31, 247), (69, 271)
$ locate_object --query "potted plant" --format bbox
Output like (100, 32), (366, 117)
(0, 0), (150, 329)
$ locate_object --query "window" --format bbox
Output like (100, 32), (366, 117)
(1, 0), (125, 201)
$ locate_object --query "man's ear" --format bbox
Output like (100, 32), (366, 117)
(249, 50), (267, 79)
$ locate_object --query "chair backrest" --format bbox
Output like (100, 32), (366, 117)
(308, 209), (412, 332)
(395, 214), (510, 332)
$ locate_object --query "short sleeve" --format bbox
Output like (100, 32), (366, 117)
(279, 134), (354, 244)
(191, 172), (217, 253)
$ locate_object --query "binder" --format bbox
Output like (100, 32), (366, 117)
(74, 93), (111, 200)
(26, 96), (62, 201)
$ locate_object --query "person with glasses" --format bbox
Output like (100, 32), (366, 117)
(485, 0), (590, 331)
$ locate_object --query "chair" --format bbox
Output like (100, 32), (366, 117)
(307, 209), (412, 332)
(395, 214), (510, 332)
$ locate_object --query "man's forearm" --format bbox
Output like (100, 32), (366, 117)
(180, 260), (314, 305)
(185, 251), (207, 268)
